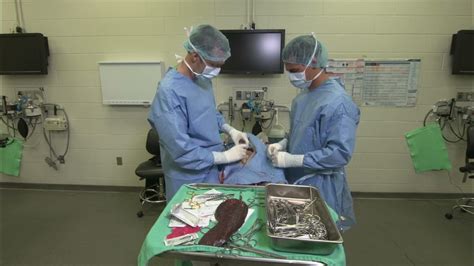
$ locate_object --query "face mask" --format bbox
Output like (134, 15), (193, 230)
(182, 56), (220, 79)
(201, 62), (221, 79)
(289, 68), (324, 90)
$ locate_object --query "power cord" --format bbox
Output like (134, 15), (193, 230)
(1, 112), (42, 141)
(1, 116), (17, 136)
(42, 104), (70, 169)
(14, 0), (26, 33)
(423, 101), (468, 143)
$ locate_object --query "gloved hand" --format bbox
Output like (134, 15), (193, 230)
(267, 138), (288, 158)
(213, 144), (248, 164)
(222, 124), (249, 145)
(271, 151), (304, 168)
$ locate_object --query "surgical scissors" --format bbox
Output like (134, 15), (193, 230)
(226, 242), (287, 259)
(227, 218), (286, 259)
(230, 218), (263, 247)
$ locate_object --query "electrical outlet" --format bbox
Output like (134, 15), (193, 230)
(236, 90), (253, 100)
(234, 88), (266, 102)
(457, 92), (474, 102)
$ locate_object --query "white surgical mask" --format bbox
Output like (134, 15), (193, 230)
(183, 57), (220, 79)
(201, 62), (221, 79)
(288, 34), (323, 90)
(289, 68), (323, 90)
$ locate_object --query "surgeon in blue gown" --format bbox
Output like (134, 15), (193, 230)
(148, 25), (250, 200)
(267, 34), (360, 231)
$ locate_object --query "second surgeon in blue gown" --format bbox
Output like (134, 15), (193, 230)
(267, 34), (360, 231)
(148, 25), (250, 199)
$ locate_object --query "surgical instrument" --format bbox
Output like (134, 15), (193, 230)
(230, 218), (264, 247)
(226, 242), (287, 259)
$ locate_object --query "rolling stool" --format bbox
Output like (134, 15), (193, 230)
(136, 128), (166, 218)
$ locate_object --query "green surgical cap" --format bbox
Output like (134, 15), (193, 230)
(183, 24), (231, 62)
(282, 35), (328, 68)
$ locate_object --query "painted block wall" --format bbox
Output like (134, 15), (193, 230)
(1, 0), (473, 193)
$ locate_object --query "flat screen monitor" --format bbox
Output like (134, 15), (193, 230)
(0, 33), (49, 75)
(450, 30), (474, 75)
(220, 29), (285, 74)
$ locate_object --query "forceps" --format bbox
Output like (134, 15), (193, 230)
(230, 218), (264, 247)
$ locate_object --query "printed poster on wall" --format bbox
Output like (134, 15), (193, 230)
(327, 59), (365, 105)
(363, 59), (421, 107)
(327, 58), (421, 107)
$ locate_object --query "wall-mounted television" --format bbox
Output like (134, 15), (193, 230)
(220, 29), (285, 74)
(450, 30), (474, 75)
(0, 33), (50, 75)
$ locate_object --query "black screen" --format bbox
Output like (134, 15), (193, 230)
(0, 33), (49, 75)
(451, 30), (474, 75)
(221, 30), (284, 74)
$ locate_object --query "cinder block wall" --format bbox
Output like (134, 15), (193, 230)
(1, 0), (473, 193)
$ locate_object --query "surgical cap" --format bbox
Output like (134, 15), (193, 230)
(183, 24), (231, 63)
(282, 35), (328, 68)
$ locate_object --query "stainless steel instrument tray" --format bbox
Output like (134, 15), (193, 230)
(265, 183), (343, 255)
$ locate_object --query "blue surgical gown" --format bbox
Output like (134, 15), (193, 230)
(148, 68), (226, 199)
(286, 78), (360, 231)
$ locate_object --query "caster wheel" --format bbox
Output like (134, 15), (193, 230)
(445, 213), (453, 220)
(137, 211), (144, 218)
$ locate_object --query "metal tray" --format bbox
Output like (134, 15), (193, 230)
(158, 183), (326, 265)
(265, 184), (343, 255)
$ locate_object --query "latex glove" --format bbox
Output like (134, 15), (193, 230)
(271, 151), (304, 168)
(213, 144), (248, 164)
(222, 124), (249, 145)
(267, 138), (288, 158)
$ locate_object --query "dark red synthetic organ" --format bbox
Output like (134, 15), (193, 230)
(198, 199), (248, 246)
